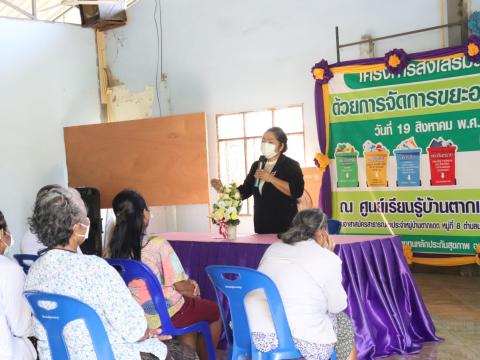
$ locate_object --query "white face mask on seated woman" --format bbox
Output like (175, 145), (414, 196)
(0, 230), (14, 256)
(261, 142), (277, 159)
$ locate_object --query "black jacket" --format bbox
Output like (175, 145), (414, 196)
(238, 154), (304, 234)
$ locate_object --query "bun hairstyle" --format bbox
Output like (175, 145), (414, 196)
(108, 189), (149, 260)
(279, 208), (328, 245)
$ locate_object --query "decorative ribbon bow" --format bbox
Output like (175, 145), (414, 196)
(314, 152), (331, 172)
(218, 219), (228, 239)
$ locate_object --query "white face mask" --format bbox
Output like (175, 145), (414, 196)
(75, 218), (90, 241)
(261, 142), (277, 159)
(1, 231), (14, 256)
(83, 224), (90, 240)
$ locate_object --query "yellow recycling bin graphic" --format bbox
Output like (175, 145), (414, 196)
(363, 141), (390, 187)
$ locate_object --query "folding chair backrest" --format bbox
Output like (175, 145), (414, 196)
(24, 291), (115, 360)
(105, 258), (175, 334)
(13, 254), (38, 274)
(327, 219), (342, 235)
(206, 265), (301, 360)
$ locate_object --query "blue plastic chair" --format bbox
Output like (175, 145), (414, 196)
(24, 291), (115, 360)
(206, 266), (253, 360)
(106, 258), (216, 360)
(327, 219), (342, 235)
(14, 254), (38, 274)
(205, 266), (295, 360)
(207, 266), (337, 360)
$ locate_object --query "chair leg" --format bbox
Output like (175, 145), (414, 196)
(200, 324), (216, 360)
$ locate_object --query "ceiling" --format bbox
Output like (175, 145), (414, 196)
(0, 0), (137, 24)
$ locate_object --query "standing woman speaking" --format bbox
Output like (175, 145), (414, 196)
(211, 127), (304, 234)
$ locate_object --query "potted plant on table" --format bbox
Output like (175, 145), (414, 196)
(211, 183), (243, 240)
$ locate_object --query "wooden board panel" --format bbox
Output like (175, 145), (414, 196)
(64, 113), (209, 208)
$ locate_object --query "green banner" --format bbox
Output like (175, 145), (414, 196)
(327, 54), (480, 255)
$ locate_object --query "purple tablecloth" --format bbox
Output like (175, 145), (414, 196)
(162, 232), (439, 360)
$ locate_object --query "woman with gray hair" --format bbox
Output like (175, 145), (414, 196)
(245, 208), (357, 360)
(24, 187), (169, 360)
(20, 184), (82, 255)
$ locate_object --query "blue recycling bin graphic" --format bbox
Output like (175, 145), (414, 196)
(394, 148), (422, 186)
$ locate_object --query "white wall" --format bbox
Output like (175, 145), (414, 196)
(106, 0), (445, 234)
(0, 18), (100, 251)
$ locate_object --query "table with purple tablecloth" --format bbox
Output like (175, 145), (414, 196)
(160, 232), (439, 360)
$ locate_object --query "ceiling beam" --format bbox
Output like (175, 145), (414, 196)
(31, 0), (37, 19)
(0, 0), (35, 19)
(51, 6), (73, 21)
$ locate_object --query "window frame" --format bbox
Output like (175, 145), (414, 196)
(215, 104), (306, 216)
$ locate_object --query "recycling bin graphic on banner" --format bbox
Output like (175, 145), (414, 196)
(394, 137), (422, 187)
(363, 141), (389, 187)
(334, 143), (359, 188)
(427, 137), (457, 186)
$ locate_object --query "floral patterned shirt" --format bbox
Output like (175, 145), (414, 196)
(24, 249), (167, 360)
(129, 237), (188, 329)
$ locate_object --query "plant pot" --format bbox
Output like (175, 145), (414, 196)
(226, 225), (237, 240)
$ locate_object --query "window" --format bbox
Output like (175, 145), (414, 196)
(216, 105), (305, 215)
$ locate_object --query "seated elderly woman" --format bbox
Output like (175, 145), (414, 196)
(106, 189), (222, 360)
(24, 187), (169, 360)
(245, 208), (357, 360)
(0, 210), (36, 360)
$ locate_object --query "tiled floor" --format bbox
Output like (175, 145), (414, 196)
(382, 272), (480, 360)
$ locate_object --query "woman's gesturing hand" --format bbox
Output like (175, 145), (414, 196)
(210, 179), (223, 191)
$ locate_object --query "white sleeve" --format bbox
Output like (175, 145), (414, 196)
(3, 264), (34, 338)
(0, 306), (14, 358)
(323, 259), (347, 314)
(96, 260), (147, 343)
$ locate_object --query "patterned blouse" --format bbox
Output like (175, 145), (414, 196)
(128, 237), (188, 329)
(24, 249), (167, 360)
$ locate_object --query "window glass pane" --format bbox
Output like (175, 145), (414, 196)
(217, 114), (244, 139)
(245, 111), (272, 137)
(286, 134), (305, 167)
(274, 106), (303, 133)
(240, 199), (248, 215)
(245, 137), (263, 170)
(219, 140), (246, 185)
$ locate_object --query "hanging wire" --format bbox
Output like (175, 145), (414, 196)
(153, 0), (163, 115)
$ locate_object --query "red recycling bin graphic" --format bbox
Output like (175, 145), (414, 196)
(427, 146), (457, 186)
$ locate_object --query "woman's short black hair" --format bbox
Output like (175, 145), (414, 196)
(265, 127), (288, 153)
(108, 189), (149, 261)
